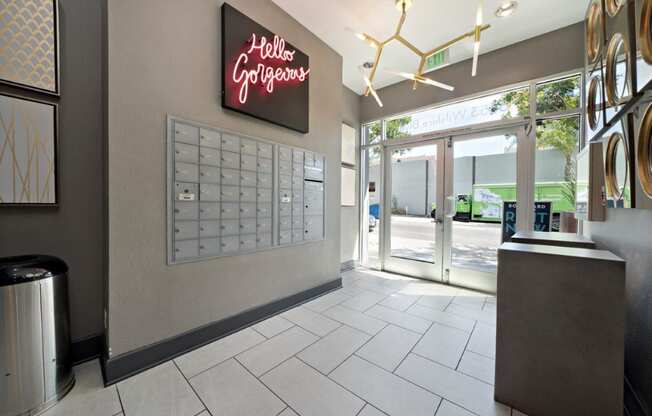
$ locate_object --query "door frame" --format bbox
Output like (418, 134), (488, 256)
(442, 124), (531, 293)
(374, 119), (532, 292)
(381, 139), (446, 281)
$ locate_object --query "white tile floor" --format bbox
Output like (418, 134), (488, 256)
(41, 268), (529, 416)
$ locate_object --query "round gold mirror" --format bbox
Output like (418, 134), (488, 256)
(606, 0), (625, 17)
(586, 0), (603, 64)
(639, 0), (652, 64)
(587, 76), (602, 130)
(637, 103), (652, 198)
(605, 132), (630, 200)
(605, 33), (631, 106)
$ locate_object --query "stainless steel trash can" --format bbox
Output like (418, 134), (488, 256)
(0, 255), (75, 416)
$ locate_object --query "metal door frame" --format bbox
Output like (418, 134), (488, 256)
(442, 124), (531, 293)
(376, 120), (531, 292)
(381, 139), (447, 281)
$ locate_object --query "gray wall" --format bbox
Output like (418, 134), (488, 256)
(360, 23), (584, 122)
(341, 86), (360, 264)
(106, 0), (343, 357)
(584, 210), (652, 413)
(0, 0), (105, 343)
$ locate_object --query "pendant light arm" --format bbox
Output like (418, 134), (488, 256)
(395, 10), (408, 37)
(423, 24), (490, 58)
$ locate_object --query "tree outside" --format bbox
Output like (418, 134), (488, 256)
(366, 116), (413, 157)
(489, 77), (581, 211)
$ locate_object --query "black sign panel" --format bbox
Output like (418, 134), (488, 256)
(501, 201), (552, 242)
(221, 3), (310, 133)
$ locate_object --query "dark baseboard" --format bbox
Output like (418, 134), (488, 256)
(625, 376), (649, 416)
(102, 278), (342, 386)
(71, 334), (105, 365)
(340, 260), (358, 272)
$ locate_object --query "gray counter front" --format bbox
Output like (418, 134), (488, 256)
(495, 242), (625, 416)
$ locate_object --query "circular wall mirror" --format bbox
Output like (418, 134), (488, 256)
(606, 0), (625, 17)
(639, 0), (652, 64)
(637, 103), (652, 198)
(606, 33), (631, 106)
(586, 1), (603, 64)
(605, 132), (630, 200)
(587, 76), (602, 130)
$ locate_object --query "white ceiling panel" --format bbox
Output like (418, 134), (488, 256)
(272, 0), (586, 93)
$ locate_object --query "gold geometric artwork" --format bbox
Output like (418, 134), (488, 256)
(0, 94), (56, 204)
(0, 0), (58, 93)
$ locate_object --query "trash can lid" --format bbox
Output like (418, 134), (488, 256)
(0, 255), (68, 287)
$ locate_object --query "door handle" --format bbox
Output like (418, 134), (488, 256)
(445, 195), (457, 218)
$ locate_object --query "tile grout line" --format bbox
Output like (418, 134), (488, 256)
(432, 397), (443, 416)
(115, 382), (126, 416)
(352, 354), (443, 413)
(403, 351), (498, 416)
(250, 326), (270, 339)
(455, 320), (478, 371)
(293, 354), (371, 412)
(282, 309), (344, 338)
(390, 320), (435, 373)
(320, 303), (390, 337)
(171, 360), (212, 416)
(181, 327), (272, 380)
(251, 328), (324, 379)
(361, 305), (432, 336)
(232, 356), (301, 416)
(409, 349), (494, 386)
(361, 350), (488, 416)
(403, 308), (475, 334)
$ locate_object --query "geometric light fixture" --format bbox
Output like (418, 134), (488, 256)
(354, 0), (491, 106)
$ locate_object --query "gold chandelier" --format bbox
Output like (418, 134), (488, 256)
(355, 0), (491, 107)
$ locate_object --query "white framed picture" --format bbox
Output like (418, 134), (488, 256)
(341, 123), (356, 166)
(341, 167), (356, 206)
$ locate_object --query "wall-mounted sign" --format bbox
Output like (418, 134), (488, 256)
(501, 201), (552, 242)
(221, 3), (310, 133)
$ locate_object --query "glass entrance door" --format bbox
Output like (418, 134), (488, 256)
(444, 131), (521, 293)
(382, 141), (445, 281)
(380, 126), (526, 292)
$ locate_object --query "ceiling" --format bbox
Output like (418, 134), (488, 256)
(271, 0), (586, 94)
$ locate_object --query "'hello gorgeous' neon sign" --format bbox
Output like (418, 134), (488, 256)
(232, 33), (310, 104)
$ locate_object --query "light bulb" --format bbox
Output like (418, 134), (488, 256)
(472, 41), (480, 77)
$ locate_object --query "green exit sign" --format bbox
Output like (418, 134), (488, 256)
(425, 50), (447, 72)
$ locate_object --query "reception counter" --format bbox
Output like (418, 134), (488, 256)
(495, 242), (625, 416)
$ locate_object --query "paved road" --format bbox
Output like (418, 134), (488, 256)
(367, 215), (502, 271)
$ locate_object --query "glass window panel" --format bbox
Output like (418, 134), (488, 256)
(363, 146), (382, 268)
(451, 135), (517, 272)
(363, 121), (382, 145)
(534, 116), (581, 231)
(535, 75), (581, 115)
(389, 145), (438, 262)
(385, 87), (529, 138)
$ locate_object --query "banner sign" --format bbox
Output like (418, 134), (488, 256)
(501, 201), (552, 242)
(221, 3), (310, 133)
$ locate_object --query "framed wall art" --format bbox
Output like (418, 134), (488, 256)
(0, 0), (60, 95)
(342, 123), (356, 166)
(0, 92), (58, 205)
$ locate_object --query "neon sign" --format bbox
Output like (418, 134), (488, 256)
(222, 3), (310, 133)
(232, 34), (310, 104)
